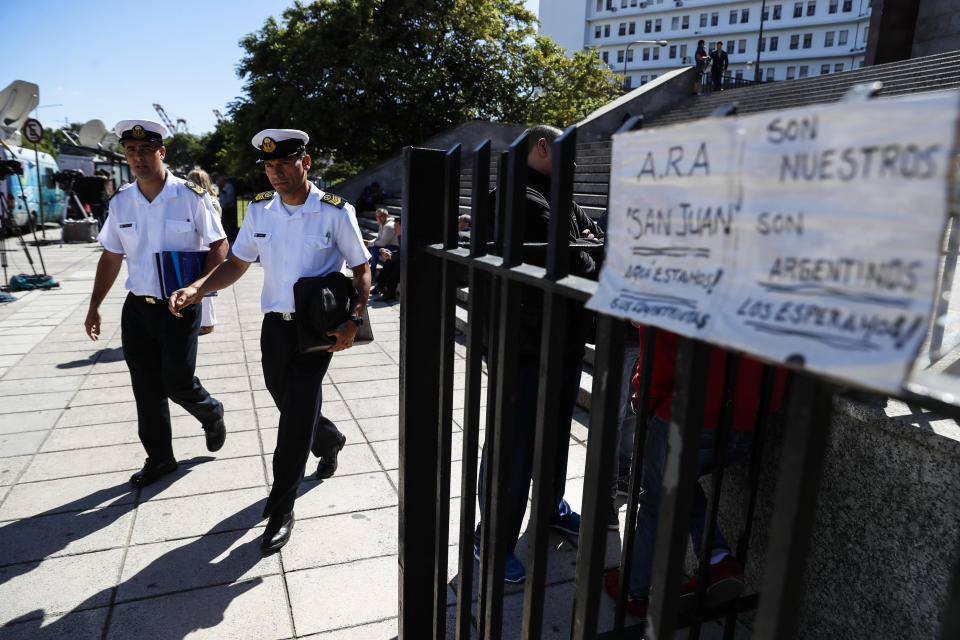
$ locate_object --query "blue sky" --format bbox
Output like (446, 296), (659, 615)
(3, 0), (540, 138)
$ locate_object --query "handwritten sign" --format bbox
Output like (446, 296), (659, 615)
(587, 91), (960, 394)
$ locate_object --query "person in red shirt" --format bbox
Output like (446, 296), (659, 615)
(606, 326), (787, 619)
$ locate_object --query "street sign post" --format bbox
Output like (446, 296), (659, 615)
(22, 118), (47, 239)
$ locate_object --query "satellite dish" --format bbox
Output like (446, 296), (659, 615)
(101, 132), (120, 153)
(78, 119), (108, 148)
(0, 80), (40, 129)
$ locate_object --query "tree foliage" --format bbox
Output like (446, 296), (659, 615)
(163, 133), (204, 172)
(216, 0), (620, 181)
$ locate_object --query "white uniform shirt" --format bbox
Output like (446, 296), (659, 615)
(97, 171), (227, 298)
(232, 184), (371, 313)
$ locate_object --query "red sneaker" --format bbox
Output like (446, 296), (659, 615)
(603, 569), (649, 620)
(678, 556), (745, 611)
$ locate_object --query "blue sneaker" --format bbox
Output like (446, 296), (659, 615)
(473, 544), (526, 583)
(550, 511), (581, 537)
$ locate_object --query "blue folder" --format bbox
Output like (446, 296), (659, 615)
(155, 250), (217, 299)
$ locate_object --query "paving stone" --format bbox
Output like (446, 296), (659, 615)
(0, 376), (84, 397)
(0, 505), (134, 565)
(370, 440), (398, 471)
(281, 506), (398, 571)
(171, 431), (262, 461)
(0, 605), (109, 639)
(107, 574), (293, 640)
(130, 486), (267, 545)
(174, 409), (258, 437)
(169, 391), (253, 416)
(19, 442), (145, 482)
(68, 386), (136, 407)
(292, 473), (397, 520)
(57, 402), (139, 428)
(327, 352), (395, 370)
(0, 472), (135, 521)
(41, 422), (141, 452)
(334, 378), (400, 400)
(0, 430), (48, 458)
(327, 367), (395, 384)
(117, 526), (278, 602)
(78, 371), (131, 390)
(318, 400), (354, 421)
(138, 455), (266, 502)
(0, 391), (75, 415)
(0, 456), (31, 486)
(301, 618), (399, 640)
(286, 555), (398, 635)
(344, 395), (398, 419)
(0, 548), (124, 621)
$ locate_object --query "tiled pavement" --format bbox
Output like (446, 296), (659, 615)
(0, 239), (737, 639)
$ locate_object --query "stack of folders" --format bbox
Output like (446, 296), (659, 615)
(155, 251), (217, 299)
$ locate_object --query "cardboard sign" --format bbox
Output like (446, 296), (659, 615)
(587, 91), (960, 394)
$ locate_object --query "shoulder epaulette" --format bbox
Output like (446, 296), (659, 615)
(254, 191), (275, 202)
(321, 193), (345, 209)
(184, 180), (206, 196)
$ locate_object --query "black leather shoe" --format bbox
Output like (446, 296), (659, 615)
(130, 458), (178, 488)
(316, 432), (346, 480)
(203, 418), (227, 452)
(261, 511), (295, 552)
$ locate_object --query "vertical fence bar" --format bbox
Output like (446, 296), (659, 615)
(399, 146), (447, 639)
(477, 150), (509, 640)
(572, 314), (626, 639)
(432, 144), (461, 639)
(722, 365), (775, 640)
(615, 326), (657, 636)
(645, 337), (712, 640)
(753, 372), (833, 639)
(689, 353), (739, 640)
(480, 134), (529, 639)
(457, 140), (491, 640)
(521, 125), (577, 639)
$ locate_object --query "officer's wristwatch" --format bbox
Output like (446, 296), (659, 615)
(350, 314), (364, 326)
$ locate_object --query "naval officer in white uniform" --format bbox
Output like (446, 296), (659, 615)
(168, 128), (371, 552)
(85, 119), (228, 489)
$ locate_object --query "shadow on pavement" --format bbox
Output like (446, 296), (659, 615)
(56, 347), (125, 369)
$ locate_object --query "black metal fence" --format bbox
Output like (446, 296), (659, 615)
(697, 70), (760, 94)
(396, 123), (960, 639)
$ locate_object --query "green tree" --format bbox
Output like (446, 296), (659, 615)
(163, 132), (203, 172)
(224, 0), (620, 181)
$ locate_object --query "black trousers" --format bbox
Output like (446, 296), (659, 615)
(121, 293), (223, 462)
(260, 313), (342, 517)
(221, 205), (239, 244)
(712, 69), (724, 90)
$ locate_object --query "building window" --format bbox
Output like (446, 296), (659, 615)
(762, 5), (769, 20)
(629, 22), (636, 34)
(654, 18), (661, 32)
(627, 49), (634, 61)
(652, 46), (660, 60)
(738, 39), (746, 53)
(821, 63), (830, 74)
(651, 74), (658, 80)
(773, 4), (782, 19)
(799, 65), (809, 77)
(597, 0), (603, 11)
(741, 8), (750, 23)
(669, 44), (677, 58)
(793, 2), (802, 18)
(671, 16), (679, 30)
(766, 67), (775, 81)
(770, 36), (779, 50)
(643, 47), (650, 60)
(786, 66), (796, 79)
(838, 29), (848, 45)
(645, 19), (652, 32)
(727, 40), (735, 53)
(621, 0), (627, 8)
(711, 12), (719, 26)
(824, 31), (834, 46)
(619, 23), (626, 36)
(829, 0), (838, 12)
(682, 15), (689, 29)
(843, 0), (852, 10)
(595, 26), (602, 38)
(736, 69), (743, 79)
(807, 1), (816, 16)
(862, 26), (868, 44)
(602, 51), (609, 63)
(834, 63), (843, 72)
(759, 37), (766, 52)
(699, 13), (707, 28)
(604, 24), (610, 37)
(641, 75), (648, 84)
(790, 34), (800, 49)
(624, 76), (633, 88)
(680, 43), (687, 57)
(631, 0), (638, 6)
(802, 33), (812, 48)
(730, 9), (738, 24)
(606, 0), (613, 10)
(617, 49), (624, 63)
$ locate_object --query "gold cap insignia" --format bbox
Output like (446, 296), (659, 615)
(132, 125), (146, 139)
(262, 137), (276, 153)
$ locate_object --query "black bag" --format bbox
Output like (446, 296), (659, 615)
(292, 272), (374, 352)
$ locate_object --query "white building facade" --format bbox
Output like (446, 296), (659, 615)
(539, 0), (872, 88)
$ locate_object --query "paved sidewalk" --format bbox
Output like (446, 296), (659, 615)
(0, 240), (736, 639)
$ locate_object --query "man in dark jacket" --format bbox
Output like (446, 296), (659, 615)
(710, 41), (728, 91)
(475, 124), (604, 583)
